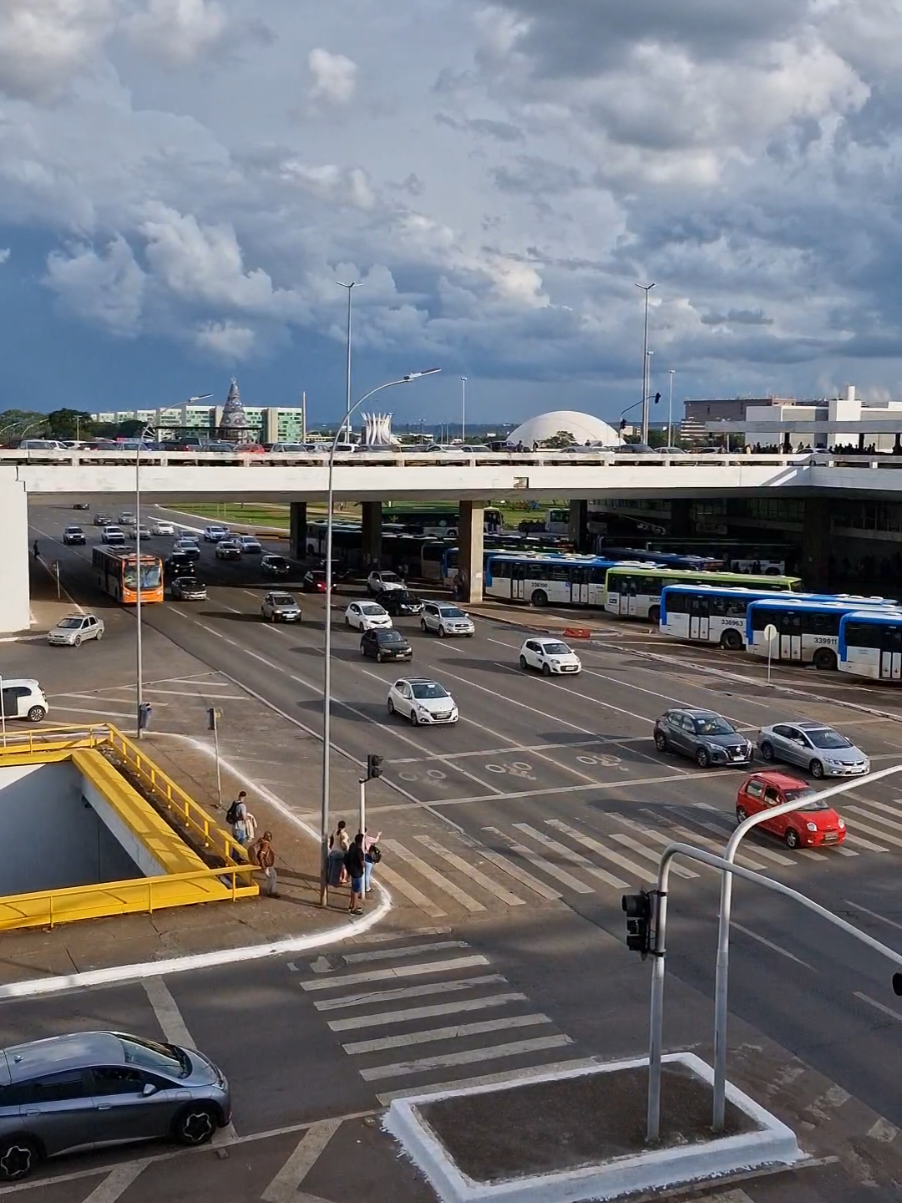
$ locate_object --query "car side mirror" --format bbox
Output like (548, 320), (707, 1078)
(142, 1082), (157, 1096)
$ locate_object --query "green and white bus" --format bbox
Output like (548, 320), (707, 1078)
(605, 567), (802, 623)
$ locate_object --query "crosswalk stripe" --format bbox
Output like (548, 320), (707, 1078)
(300, 956), (490, 992)
(544, 819), (662, 882)
(483, 827), (594, 893)
(312, 974), (507, 1012)
(847, 794), (902, 825)
(606, 817), (714, 871)
(382, 840), (486, 912)
(342, 941), (468, 964)
(678, 812), (797, 867)
(327, 993), (528, 1032)
(374, 862), (447, 917)
(359, 1034), (573, 1081)
(833, 845), (860, 856)
(375, 1056), (600, 1105)
(608, 833), (699, 878)
(413, 835), (526, 905)
(843, 808), (902, 850)
(840, 832), (885, 852)
(665, 823), (772, 871)
(512, 823), (629, 889)
(342, 1013), (550, 1055)
(472, 846), (562, 900)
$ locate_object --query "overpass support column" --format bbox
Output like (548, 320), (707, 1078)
(568, 501), (589, 551)
(289, 501), (307, 560)
(0, 481), (30, 635)
(459, 501), (485, 603)
(671, 499), (692, 538)
(361, 501), (382, 569)
(801, 498), (832, 591)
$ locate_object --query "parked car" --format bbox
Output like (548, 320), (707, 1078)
(261, 554), (291, 577)
(757, 722), (869, 779)
(367, 569), (406, 595)
(0, 679), (48, 722)
(736, 771), (846, 849)
(380, 590), (424, 617)
(47, 614), (104, 647)
(215, 540), (242, 560)
(518, 637), (582, 676)
(93, 513), (112, 526)
(203, 525), (229, 542)
(73, 502), (90, 511)
(421, 601), (475, 637)
(654, 708), (753, 768)
(0, 1030), (231, 1181)
(170, 576), (207, 600)
(151, 520), (175, 536)
(302, 570), (327, 593)
(345, 601), (392, 631)
(361, 629), (413, 662)
(101, 526), (126, 545)
(237, 535), (262, 554)
(261, 591), (301, 622)
(62, 525), (86, 545)
(387, 678), (458, 725)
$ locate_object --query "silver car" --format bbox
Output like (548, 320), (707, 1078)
(261, 591), (301, 622)
(757, 721), (870, 779)
(47, 614), (104, 647)
(0, 1031), (230, 1181)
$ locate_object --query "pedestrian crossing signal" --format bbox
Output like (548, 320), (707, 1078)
(622, 891), (653, 958)
(366, 754), (384, 781)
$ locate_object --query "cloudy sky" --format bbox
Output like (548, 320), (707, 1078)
(2, 1), (902, 426)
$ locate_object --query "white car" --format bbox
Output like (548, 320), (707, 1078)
(237, 535), (262, 553)
(368, 569), (406, 595)
(519, 637), (582, 676)
(128, 524), (153, 540)
(421, 601), (475, 637)
(345, 601), (392, 631)
(101, 526), (126, 544)
(387, 678), (458, 725)
(151, 520), (175, 535)
(203, 525), (229, 542)
(47, 613), (105, 647)
(0, 679), (49, 722)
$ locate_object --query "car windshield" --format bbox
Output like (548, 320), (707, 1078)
(380, 572), (400, 581)
(439, 607), (465, 618)
(693, 715), (735, 735)
(805, 729), (852, 749)
(411, 682), (449, 699)
(268, 558), (288, 567)
(66, 528), (82, 534)
(781, 787), (824, 808)
(57, 617), (83, 629)
(378, 631), (405, 643)
(272, 595), (295, 605)
(117, 1034), (188, 1078)
(362, 604), (386, 615)
(542, 642), (571, 655)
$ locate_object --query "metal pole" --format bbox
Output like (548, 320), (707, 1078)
(213, 722), (223, 809)
(54, 562), (61, 600)
(0, 674), (6, 749)
(337, 281), (361, 438)
(135, 436), (144, 739)
(302, 391), (307, 443)
(460, 377), (467, 442)
(636, 282), (655, 445)
(646, 886), (667, 1142)
(359, 777), (367, 899)
(766, 640), (773, 686)
(667, 370), (675, 446)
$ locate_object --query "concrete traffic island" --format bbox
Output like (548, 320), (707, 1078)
(385, 1053), (803, 1203)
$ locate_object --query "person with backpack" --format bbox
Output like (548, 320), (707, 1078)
(226, 791), (249, 845)
(362, 827), (382, 894)
(344, 832), (366, 916)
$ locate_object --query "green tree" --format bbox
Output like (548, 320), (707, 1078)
(541, 430), (577, 448)
(117, 419), (145, 437)
(46, 409), (96, 439)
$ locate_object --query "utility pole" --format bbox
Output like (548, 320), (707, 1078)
(460, 376), (467, 442)
(636, 282), (656, 444)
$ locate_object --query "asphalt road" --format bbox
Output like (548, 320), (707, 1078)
(5, 495), (902, 1201)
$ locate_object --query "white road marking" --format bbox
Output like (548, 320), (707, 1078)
(608, 832), (700, 879)
(381, 839), (486, 912)
(327, 993), (528, 1032)
(413, 835), (526, 905)
(359, 1034), (573, 1080)
(513, 822), (629, 890)
(342, 1012), (550, 1055)
(840, 832), (886, 852)
(464, 846), (562, 900)
(261, 1118), (342, 1203)
(375, 1056), (601, 1105)
(854, 992), (902, 1023)
(867, 1117), (899, 1142)
(299, 955), (490, 991)
(81, 1161), (151, 1203)
(483, 827), (593, 894)
(847, 793), (902, 825)
(685, 813), (796, 867)
(47, 705), (136, 720)
(843, 807), (902, 849)
(844, 900), (902, 934)
(545, 818), (667, 883)
(662, 822), (773, 871)
(312, 974), (508, 1012)
(342, 940), (468, 963)
(732, 922), (816, 971)
(374, 863), (447, 916)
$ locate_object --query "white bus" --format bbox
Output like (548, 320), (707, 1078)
(659, 584), (801, 651)
(746, 596), (896, 671)
(485, 554), (642, 607)
(605, 567), (802, 624)
(839, 610), (902, 681)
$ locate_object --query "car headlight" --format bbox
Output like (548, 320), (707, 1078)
(806, 822), (818, 832)
(838, 818), (845, 829)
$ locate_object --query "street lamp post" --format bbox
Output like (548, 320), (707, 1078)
(460, 376), (467, 442)
(320, 369), (441, 905)
(667, 370), (675, 446)
(337, 281), (362, 439)
(636, 282), (656, 444)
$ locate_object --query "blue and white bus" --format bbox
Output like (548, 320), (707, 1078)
(746, 596), (896, 670)
(659, 585), (801, 650)
(485, 554), (651, 607)
(839, 610), (902, 681)
(605, 567), (801, 623)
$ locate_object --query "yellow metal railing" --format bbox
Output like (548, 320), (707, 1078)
(0, 864), (259, 931)
(0, 724), (111, 758)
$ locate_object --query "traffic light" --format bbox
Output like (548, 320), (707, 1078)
(619, 418), (627, 432)
(654, 391), (661, 405)
(622, 891), (654, 958)
(893, 973), (902, 996)
(366, 754), (384, 781)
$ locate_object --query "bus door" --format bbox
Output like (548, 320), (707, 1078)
(880, 628), (902, 680)
(511, 564), (526, 601)
(625, 577), (640, 616)
(570, 567), (589, 605)
(778, 612), (802, 661)
(689, 597), (709, 642)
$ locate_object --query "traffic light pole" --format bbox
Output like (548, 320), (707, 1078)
(358, 777), (367, 898)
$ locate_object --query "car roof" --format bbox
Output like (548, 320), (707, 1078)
(669, 708), (721, 718)
(399, 677), (440, 685)
(745, 769), (810, 789)
(793, 720), (833, 731)
(0, 678), (41, 688)
(0, 1032), (124, 1083)
(373, 629), (405, 638)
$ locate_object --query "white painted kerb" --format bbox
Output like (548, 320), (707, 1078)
(384, 1052), (803, 1203)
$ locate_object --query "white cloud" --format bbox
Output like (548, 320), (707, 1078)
(194, 320), (257, 359)
(0, 0), (117, 102)
(0, 249), (10, 265)
(44, 235), (145, 335)
(125, 0), (228, 66)
(307, 47), (357, 105)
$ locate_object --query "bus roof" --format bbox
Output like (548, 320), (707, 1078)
(607, 565), (801, 584)
(839, 609), (902, 625)
(747, 595), (893, 612)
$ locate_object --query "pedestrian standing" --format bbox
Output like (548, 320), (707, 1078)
(329, 820), (350, 885)
(252, 830), (278, 897)
(226, 790), (249, 845)
(363, 827), (382, 894)
(32, 540), (40, 560)
(344, 832), (366, 916)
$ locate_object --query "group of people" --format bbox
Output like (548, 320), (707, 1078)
(328, 820), (382, 916)
(226, 791), (277, 896)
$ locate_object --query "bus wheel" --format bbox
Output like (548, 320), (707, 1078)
(813, 648), (836, 671)
(721, 629), (743, 651)
(648, 605), (660, 625)
(531, 590), (548, 607)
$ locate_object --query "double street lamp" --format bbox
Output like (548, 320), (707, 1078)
(636, 282), (656, 445)
(319, 369), (441, 904)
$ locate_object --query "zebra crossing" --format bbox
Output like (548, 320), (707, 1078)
(367, 794), (902, 919)
(298, 936), (594, 1105)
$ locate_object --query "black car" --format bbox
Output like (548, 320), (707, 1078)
(171, 542), (200, 562)
(164, 555), (197, 579)
(380, 590), (424, 617)
(62, 526), (86, 545)
(261, 554), (291, 576)
(361, 628), (413, 662)
(93, 514), (112, 526)
(170, 576), (207, 600)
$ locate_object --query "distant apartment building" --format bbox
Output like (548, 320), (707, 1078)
(91, 406), (308, 442)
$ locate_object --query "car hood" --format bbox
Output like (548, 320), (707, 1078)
(378, 581), (405, 591)
(798, 806), (842, 828)
(415, 696), (456, 713)
(813, 746), (867, 764)
(702, 733), (750, 748)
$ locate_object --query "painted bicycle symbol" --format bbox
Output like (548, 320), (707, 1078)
(485, 761), (536, 780)
(576, 753), (622, 767)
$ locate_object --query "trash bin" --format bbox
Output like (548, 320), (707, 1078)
(138, 703), (153, 732)
(327, 850), (345, 888)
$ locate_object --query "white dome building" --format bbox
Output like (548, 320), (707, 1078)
(505, 410), (621, 448)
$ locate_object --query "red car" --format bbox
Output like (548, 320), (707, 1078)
(736, 771), (846, 849)
(303, 570), (327, 593)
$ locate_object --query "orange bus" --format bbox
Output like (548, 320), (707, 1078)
(92, 546), (164, 604)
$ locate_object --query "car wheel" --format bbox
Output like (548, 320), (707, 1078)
(171, 1104), (218, 1147)
(813, 647), (837, 671)
(736, 806), (748, 824)
(410, 711), (419, 726)
(420, 619), (428, 632)
(696, 747), (711, 768)
(95, 629), (103, 641)
(0, 1137), (41, 1182)
(387, 698), (395, 714)
(438, 626), (446, 637)
(760, 741), (775, 762)
(784, 828), (801, 849)
(541, 663), (551, 677)
(721, 629), (743, 651)
(531, 589), (548, 606)
(648, 604), (661, 625)
(26, 706), (45, 723)
(345, 617), (351, 628)
(73, 635), (82, 647)
(654, 731), (668, 752)
(519, 655), (528, 670)
(376, 652), (384, 663)
(810, 759), (825, 779)
(360, 643), (367, 656)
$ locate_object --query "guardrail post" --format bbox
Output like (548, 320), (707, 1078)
(48, 892), (54, 930)
(148, 879), (154, 915)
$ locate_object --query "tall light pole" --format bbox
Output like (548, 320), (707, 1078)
(460, 376), (467, 442)
(667, 369), (676, 446)
(337, 281), (362, 439)
(636, 282), (656, 444)
(134, 394), (211, 739)
(320, 368), (441, 904)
